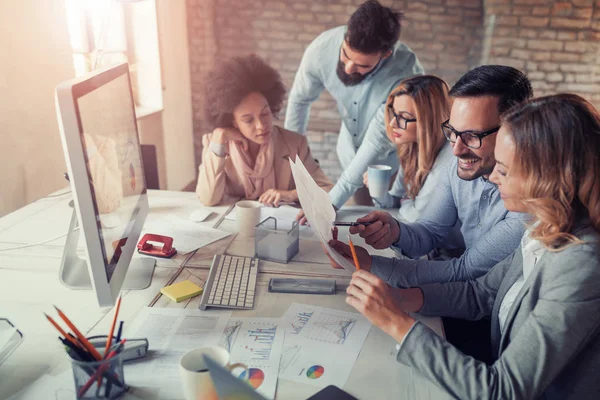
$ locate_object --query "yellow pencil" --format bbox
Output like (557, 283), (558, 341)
(348, 235), (361, 270)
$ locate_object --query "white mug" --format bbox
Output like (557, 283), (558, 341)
(236, 200), (262, 237)
(367, 165), (392, 198)
(179, 346), (248, 400)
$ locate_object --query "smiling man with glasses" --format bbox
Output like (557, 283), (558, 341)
(329, 65), (534, 363)
(285, 1), (423, 209)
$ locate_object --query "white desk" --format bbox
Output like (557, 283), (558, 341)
(0, 190), (450, 399)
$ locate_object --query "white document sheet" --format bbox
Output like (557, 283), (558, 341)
(289, 156), (356, 270)
(143, 215), (231, 254)
(123, 307), (232, 399)
(218, 318), (284, 400)
(279, 303), (372, 388)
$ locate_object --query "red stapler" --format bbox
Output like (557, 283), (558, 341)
(137, 234), (177, 258)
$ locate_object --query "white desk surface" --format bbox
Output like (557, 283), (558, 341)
(0, 190), (449, 399)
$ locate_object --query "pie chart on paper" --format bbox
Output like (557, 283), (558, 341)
(240, 368), (265, 389)
(306, 365), (325, 379)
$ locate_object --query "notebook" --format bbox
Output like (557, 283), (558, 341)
(160, 280), (203, 303)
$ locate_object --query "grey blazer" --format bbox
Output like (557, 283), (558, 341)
(397, 223), (600, 399)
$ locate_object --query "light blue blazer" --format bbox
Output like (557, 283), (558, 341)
(398, 222), (600, 399)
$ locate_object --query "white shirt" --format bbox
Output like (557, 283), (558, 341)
(498, 229), (546, 333)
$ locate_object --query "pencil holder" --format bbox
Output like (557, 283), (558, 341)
(68, 344), (127, 399)
(255, 217), (300, 263)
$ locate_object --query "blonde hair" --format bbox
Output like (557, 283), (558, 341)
(384, 75), (450, 199)
(502, 94), (600, 250)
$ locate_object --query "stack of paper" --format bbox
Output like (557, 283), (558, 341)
(143, 215), (231, 254)
(289, 156), (356, 271)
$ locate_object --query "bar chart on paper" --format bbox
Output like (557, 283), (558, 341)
(222, 318), (283, 399)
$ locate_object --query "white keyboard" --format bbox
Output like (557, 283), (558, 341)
(198, 255), (259, 311)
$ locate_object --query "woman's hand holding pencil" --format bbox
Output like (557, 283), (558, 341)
(322, 228), (373, 271)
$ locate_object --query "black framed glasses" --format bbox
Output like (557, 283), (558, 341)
(387, 105), (416, 130)
(441, 119), (500, 149)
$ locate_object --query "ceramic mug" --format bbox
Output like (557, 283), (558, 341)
(236, 200), (262, 237)
(179, 346), (248, 400)
(367, 165), (392, 198)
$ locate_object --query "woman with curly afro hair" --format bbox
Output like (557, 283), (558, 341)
(196, 54), (333, 207)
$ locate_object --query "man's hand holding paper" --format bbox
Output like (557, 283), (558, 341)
(289, 156), (357, 271)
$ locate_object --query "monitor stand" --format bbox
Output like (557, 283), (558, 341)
(59, 209), (155, 290)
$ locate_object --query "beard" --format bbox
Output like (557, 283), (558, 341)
(336, 60), (370, 86)
(456, 152), (496, 181)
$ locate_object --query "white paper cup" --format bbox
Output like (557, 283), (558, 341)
(367, 165), (392, 198)
(236, 200), (262, 237)
(179, 346), (248, 400)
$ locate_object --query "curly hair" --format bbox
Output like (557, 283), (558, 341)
(203, 54), (286, 131)
(502, 94), (600, 250)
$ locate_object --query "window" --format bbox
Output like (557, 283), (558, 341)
(64, 0), (162, 111)
(65, 0), (128, 77)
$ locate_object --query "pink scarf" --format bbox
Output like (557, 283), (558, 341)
(227, 127), (277, 199)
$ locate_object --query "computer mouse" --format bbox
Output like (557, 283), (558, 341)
(190, 209), (212, 222)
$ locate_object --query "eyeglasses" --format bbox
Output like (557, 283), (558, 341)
(388, 106), (416, 130)
(441, 119), (500, 149)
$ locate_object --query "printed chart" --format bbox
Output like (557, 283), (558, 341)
(218, 319), (242, 353)
(306, 365), (325, 379)
(279, 304), (371, 388)
(222, 318), (283, 399)
(301, 311), (356, 344)
(240, 368), (266, 389)
(290, 310), (313, 335)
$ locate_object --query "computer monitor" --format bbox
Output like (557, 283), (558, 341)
(55, 63), (155, 307)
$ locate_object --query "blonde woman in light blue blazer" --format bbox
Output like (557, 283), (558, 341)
(333, 94), (600, 399)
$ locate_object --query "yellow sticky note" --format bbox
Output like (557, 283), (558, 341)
(160, 280), (203, 303)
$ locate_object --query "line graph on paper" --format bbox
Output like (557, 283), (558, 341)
(219, 320), (242, 352)
(279, 344), (302, 373)
(301, 312), (357, 344)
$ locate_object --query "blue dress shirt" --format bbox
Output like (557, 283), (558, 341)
(284, 26), (424, 208)
(371, 157), (529, 287)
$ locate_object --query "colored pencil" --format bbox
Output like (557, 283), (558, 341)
(104, 296), (122, 359)
(78, 339), (127, 398)
(54, 306), (102, 361)
(45, 313), (83, 350)
(348, 235), (361, 270)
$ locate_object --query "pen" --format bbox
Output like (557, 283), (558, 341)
(333, 222), (374, 227)
(60, 337), (93, 362)
(45, 313), (82, 350)
(104, 296), (122, 359)
(115, 321), (124, 343)
(347, 235), (361, 271)
(54, 306), (103, 361)
(78, 339), (127, 398)
(60, 337), (124, 388)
